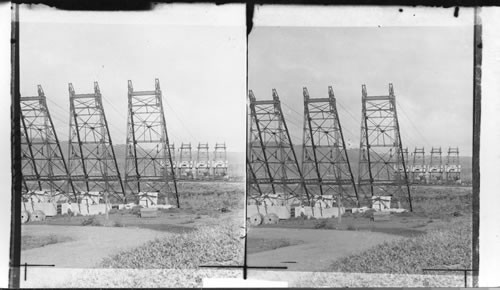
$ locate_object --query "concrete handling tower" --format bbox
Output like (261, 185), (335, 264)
(20, 85), (76, 202)
(213, 142), (229, 179)
(445, 147), (461, 183)
(411, 147), (426, 183)
(178, 142), (194, 180)
(357, 84), (412, 211)
(68, 82), (125, 204)
(124, 79), (179, 207)
(301, 86), (359, 208)
(195, 142), (211, 179)
(247, 89), (310, 220)
(429, 147), (444, 183)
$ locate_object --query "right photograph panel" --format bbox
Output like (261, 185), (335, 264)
(246, 6), (474, 287)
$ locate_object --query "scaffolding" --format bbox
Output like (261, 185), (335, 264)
(247, 89), (310, 206)
(357, 84), (412, 211)
(124, 79), (179, 207)
(67, 82), (125, 203)
(20, 85), (75, 202)
(301, 86), (358, 207)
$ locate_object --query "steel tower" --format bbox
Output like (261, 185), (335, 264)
(213, 142), (228, 179)
(446, 147), (461, 183)
(429, 147), (443, 182)
(67, 82), (125, 203)
(20, 85), (75, 201)
(301, 86), (358, 207)
(357, 84), (412, 210)
(124, 79), (179, 207)
(247, 89), (310, 206)
(195, 142), (211, 179)
(411, 147), (426, 183)
(178, 142), (193, 179)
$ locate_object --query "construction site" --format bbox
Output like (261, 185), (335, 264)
(246, 84), (472, 283)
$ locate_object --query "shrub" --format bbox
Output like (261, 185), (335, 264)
(81, 216), (102, 226)
(130, 205), (143, 216)
(100, 223), (243, 269)
(108, 208), (119, 215)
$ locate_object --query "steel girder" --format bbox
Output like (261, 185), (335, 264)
(357, 84), (412, 211)
(67, 82), (125, 203)
(20, 85), (76, 201)
(247, 89), (310, 206)
(301, 86), (359, 207)
(446, 147), (461, 182)
(124, 79), (179, 207)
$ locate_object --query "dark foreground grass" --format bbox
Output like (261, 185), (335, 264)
(22, 234), (72, 251)
(329, 218), (471, 274)
(100, 223), (243, 269)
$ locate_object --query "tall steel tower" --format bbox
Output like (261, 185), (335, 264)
(247, 89), (310, 206)
(357, 84), (412, 211)
(429, 147), (443, 182)
(195, 142), (211, 179)
(124, 79), (179, 207)
(301, 86), (358, 207)
(213, 142), (228, 179)
(446, 147), (461, 183)
(68, 82), (125, 203)
(178, 142), (193, 179)
(411, 147), (426, 183)
(20, 85), (75, 201)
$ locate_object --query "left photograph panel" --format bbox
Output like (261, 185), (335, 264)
(15, 4), (246, 288)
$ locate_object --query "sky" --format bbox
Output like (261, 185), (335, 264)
(19, 5), (246, 153)
(249, 25), (474, 156)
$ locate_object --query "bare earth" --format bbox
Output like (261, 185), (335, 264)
(247, 227), (402, 271)
(21, 225), (173, 268)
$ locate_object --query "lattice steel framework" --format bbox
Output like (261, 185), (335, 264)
(429, 146), (443, 182)
(357, 84), (412, 210)
(124, 79), (179, 207)
(178, 142), (193, 179)
(411, 147), (426, 183)
(301, 86), (358, 207)
(446, 147), (461, 182)
(248, 89), (310, 206)
(213, 142), (228, 178)
(68, 82), (125, 202)
(195, 142), (211, 179)
(20, 85), (75, 200)
(169, 143), (176, 170)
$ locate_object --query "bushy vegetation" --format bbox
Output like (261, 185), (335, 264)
(100, 223), (243, 269)
(81, 216), (102, 226)
(329, 219), (471, 273)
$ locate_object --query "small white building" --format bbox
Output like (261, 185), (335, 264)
(139, 192), (158, 207)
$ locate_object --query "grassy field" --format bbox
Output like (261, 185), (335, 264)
(329, 217), (471, 273)
(21, 234), (72, 250)
(100, 223), (244, 269)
